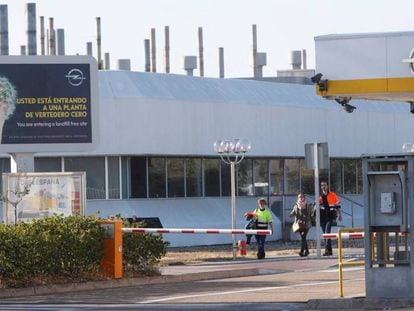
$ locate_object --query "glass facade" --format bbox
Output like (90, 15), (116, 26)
(0, 156), (363, 201)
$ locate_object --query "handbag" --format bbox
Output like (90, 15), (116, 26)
(292, 220), (300, 233)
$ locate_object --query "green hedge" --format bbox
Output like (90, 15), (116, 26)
(0, 215), (169, 287)
(0, 215), (105, 287)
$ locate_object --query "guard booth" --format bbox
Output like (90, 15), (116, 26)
(363, 154), (413, 298)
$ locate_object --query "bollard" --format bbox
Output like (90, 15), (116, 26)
(100, 220), (123, 279)
(238, 239), (247, 256)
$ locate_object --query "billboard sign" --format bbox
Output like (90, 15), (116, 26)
(2, 172), (86, 224)
(0, 56), (98, 152)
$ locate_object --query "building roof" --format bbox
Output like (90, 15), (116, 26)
(99, 71), (409, 113)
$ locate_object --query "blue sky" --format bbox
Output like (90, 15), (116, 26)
(2, 0), (414, 77)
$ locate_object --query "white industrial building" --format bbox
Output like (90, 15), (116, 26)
(1, 70), (414, 247)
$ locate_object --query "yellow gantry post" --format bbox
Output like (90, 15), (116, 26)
(337, 227), (365, 297)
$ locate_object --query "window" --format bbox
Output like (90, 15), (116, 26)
(344, 159), (356, 194)
(186, 158), (202, 197)
(220, 162), (231, 196)
(253, 159), (268, 196)
(0, 158), (10, 193)
(64, 157), (105, 200)
(148, 158), (166, 198)
(204, 158), (220, 196)
(167, 158), (184, 197)
(300, 159), (314, 194)
(130, 157), (147, 198)
(108, 157), (120, 199)
(285, 159), (300, 194)
(237, 159), (253, 196)
(34, 157), (61, 172)
(269, 159), (284, 195)
(330, 159), (343, 193)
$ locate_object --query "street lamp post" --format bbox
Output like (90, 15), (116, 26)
(214, 138), (251, 260)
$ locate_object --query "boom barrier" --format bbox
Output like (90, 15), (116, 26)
(122, 228), (272, 235)
(323, 231), (409, 240)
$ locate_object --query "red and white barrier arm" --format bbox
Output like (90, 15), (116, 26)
(122, 228), (272, 235)
(323, 232), (409, 239)
(323, 232), (364, 239)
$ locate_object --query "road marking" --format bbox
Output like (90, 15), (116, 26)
(138, 278), (364, 304)
(318, 267), (364, 273)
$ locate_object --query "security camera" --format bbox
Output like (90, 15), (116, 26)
(343, 103), (356, 113)
(334, 97), (356, 113)
(409, 102), (414, 114)
(311, 73), (323, 84)
(310, 73), (328, 92)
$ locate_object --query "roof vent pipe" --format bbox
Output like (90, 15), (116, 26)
(96, 17), (102, 69)
(104, 52), (110, 70)
(26, 3), (36, 55)
(183, 56), (197, 76)
(288, 50), (302, 70)
(117, 59), (131, 71)
(219, 47), (224, 78)
(302, 49), (307, 70)
(0, 5), (9, 55)
(56, 28), (65, 55)
(252, 24), (258, 78)
(144, 39), (150, 72)
(20, 45), (26, 55)
(164, 26), (170, 73)
(198, 27), (204, 77)
(39, 16), (45, 55)
(151, 28), (156, 72)
(86, 42), (93, 56)
(48, 17), (55, 55)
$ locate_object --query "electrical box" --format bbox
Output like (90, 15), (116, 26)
(367, 171), (407, 231)
(380, 192), (396, 214)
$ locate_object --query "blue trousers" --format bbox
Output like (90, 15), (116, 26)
(321, 218), (333, 251)
(255, 234), (267, 259)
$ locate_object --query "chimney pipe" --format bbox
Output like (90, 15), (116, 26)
(302, 49), (307, 70)
(198, 27), (204, 77)
(104, 52), (110, 70)
(40, 16), (45, 55)
(151, 28), (156, 72)
(26, 3), (36, 55)
(49, 17), (55, 55)
(164, 26), (170, 73)
(144, 39), (150, 72)
(252, 24), (258, 78)
(86, 42), (93, 56)
(96, 17), (102, 69)
(183, 56), (197, 76)
(56, 28), (65, 55)
(219, 47), (224, 78)
(0, 5), (9, 55)
(117, 59), (131, 71)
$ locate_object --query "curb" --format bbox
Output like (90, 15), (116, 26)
(308, 297), (414, 310)
(0, 268), (261, 299)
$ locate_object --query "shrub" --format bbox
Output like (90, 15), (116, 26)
(0, 215), (105, 287)
(122, 221), (169, 275)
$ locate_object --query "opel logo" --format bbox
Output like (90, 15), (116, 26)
(65, 68), (86, 86)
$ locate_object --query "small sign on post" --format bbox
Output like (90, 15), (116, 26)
(305, 142), (329, 170)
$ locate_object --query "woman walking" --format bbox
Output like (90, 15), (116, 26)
(289, 194), (314, 257)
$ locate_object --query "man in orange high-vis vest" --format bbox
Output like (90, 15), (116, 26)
(319, 180), (342, 256)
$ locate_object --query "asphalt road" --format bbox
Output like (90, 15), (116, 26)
(0, 255), (366, 310)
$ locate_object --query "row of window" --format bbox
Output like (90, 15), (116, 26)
(0, 156), (362, 200)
